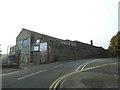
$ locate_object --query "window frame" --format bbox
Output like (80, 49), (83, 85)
(22, 39), (28, 47)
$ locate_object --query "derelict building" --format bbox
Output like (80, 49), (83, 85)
(9, 28), (109, 67)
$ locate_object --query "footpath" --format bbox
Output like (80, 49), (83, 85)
(1, 64), (30, 74)
(2, 68), (21, 74)
(1, 63), (48, 75)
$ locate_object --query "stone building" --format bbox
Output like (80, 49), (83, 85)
(9, 28), (109, 67)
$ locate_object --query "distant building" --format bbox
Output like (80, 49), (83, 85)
(9, 28), (109, 67)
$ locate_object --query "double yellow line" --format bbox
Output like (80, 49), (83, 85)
(49, 62), (117, 90)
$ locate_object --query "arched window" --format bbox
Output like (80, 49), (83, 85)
(36, 39), (40, 44)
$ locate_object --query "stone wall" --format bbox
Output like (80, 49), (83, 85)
(48, 40), (109, 62)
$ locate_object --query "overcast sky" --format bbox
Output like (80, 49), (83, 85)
(0, 0), (119, 54)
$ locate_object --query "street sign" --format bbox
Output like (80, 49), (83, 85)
(40, 42), (47, 51)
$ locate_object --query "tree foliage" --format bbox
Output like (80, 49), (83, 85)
(108, 31), (120, 57)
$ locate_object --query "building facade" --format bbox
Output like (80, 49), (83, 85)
(9, 28), (110, 67)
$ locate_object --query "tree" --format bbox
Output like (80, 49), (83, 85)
(108, 31), (120, 57)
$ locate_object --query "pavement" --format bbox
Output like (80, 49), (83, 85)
(1, 63), (35, 74)
(2, 68), (21, 74)
(1, 58), (119, 89)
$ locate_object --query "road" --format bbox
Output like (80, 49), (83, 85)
(2, 58), (119, 89)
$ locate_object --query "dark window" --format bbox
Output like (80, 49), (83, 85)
(23, 39), (28, 47)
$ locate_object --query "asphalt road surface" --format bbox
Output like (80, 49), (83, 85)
(2, 58), (119, 89)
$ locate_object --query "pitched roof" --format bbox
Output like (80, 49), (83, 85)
(17, 28), (104, 49)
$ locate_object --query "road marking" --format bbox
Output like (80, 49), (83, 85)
(75, 63), (86, 71)
(81, 60), (97, 69)
(18, 69), (47, 80)
(50, 59), (99, 89)
(49, 73), (71, 90)
(60, 78), (66, 88)
(75, 59), (100, 71)
(49, 62), (117, 90)
(54, 64), (64, 68)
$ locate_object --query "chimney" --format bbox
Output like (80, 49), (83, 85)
(90, 40), (93, 46)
